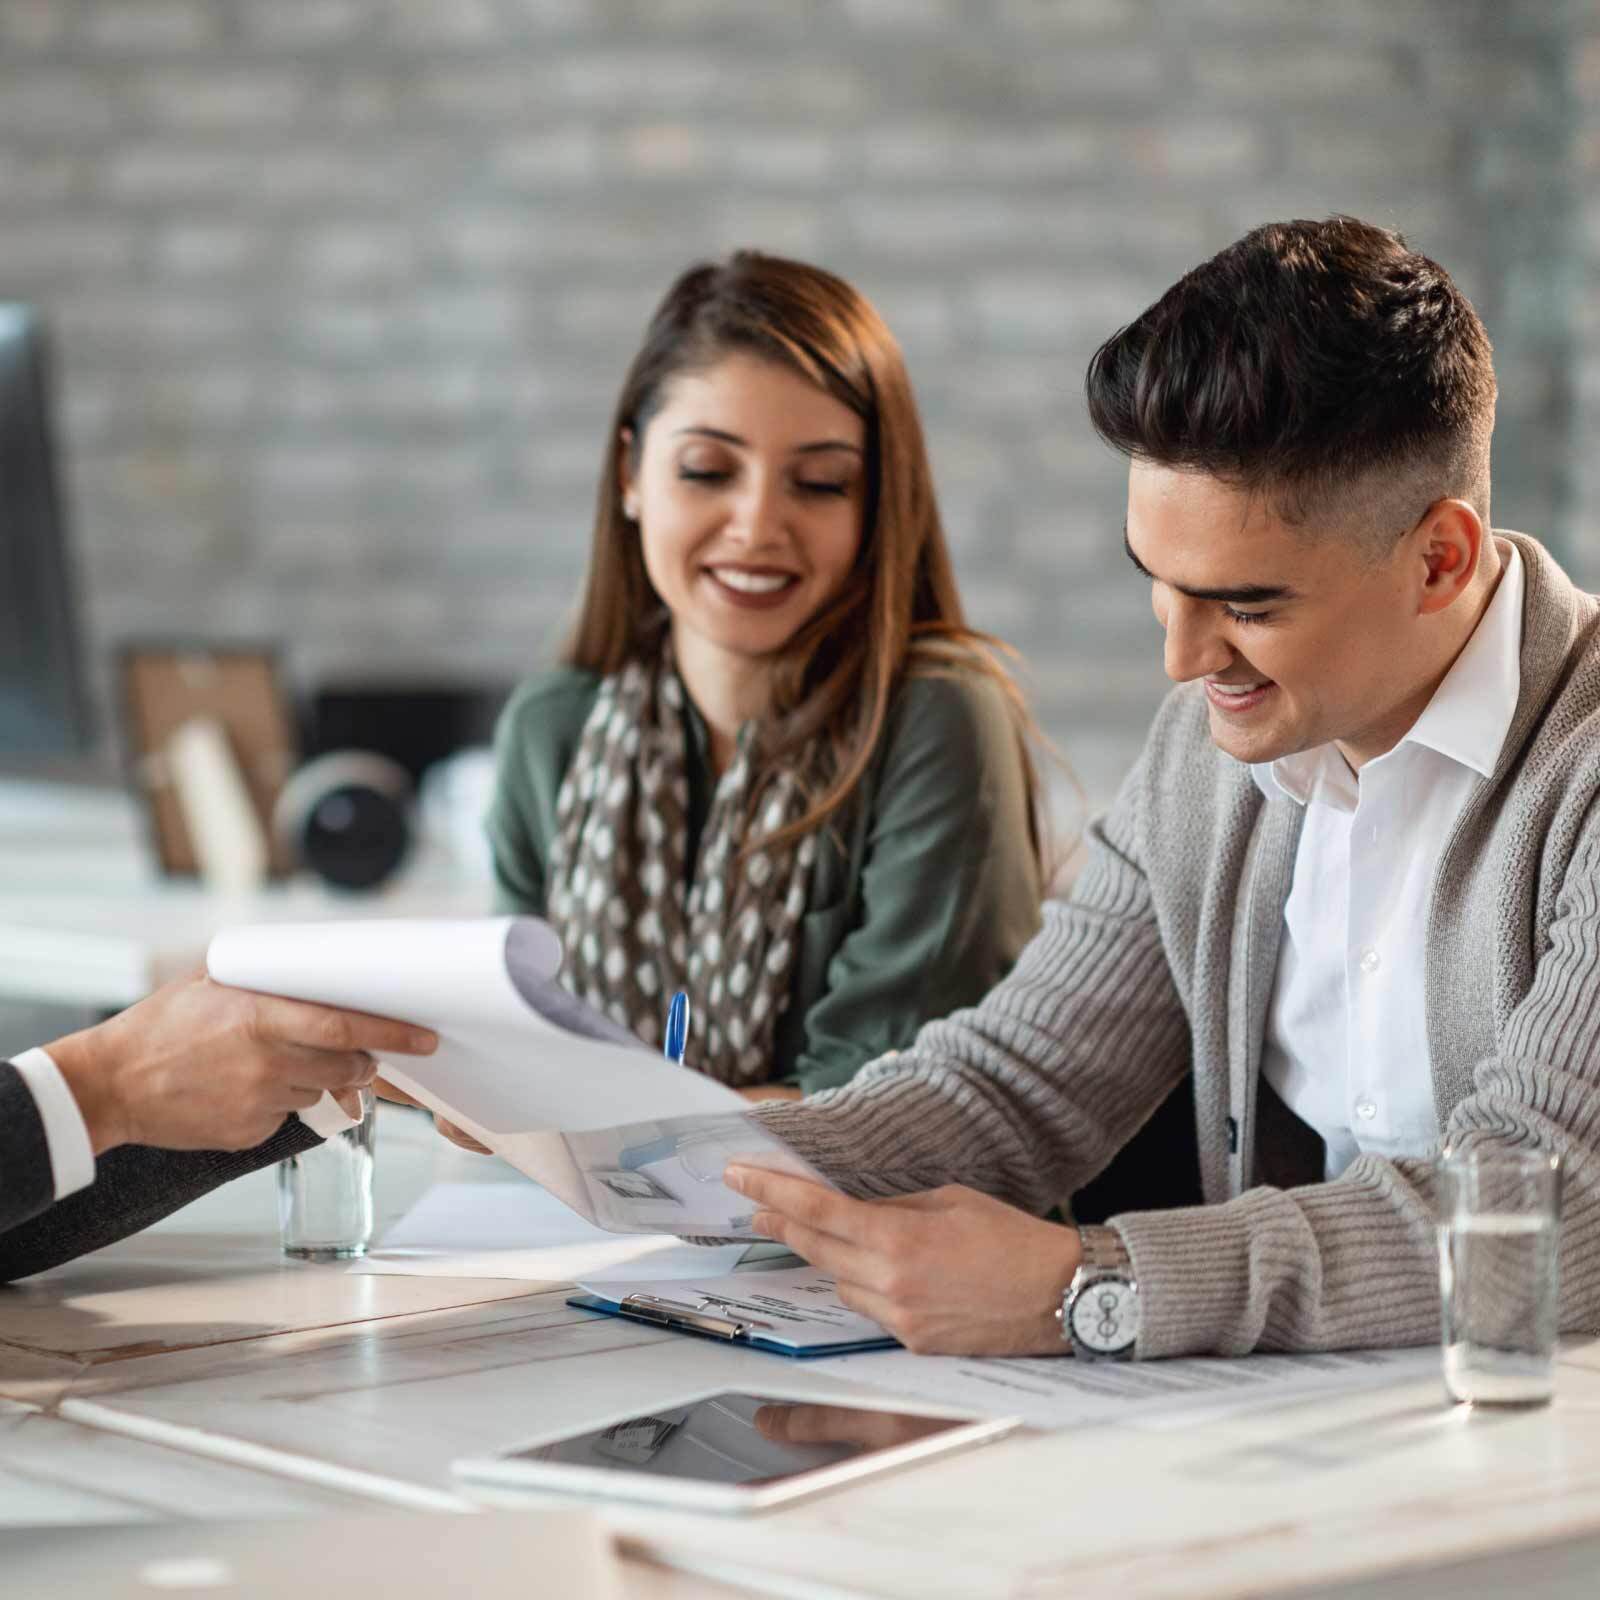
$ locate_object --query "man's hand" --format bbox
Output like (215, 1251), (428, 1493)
(46, 972), (437, 1157)
(724, 1165), (1081, 1356)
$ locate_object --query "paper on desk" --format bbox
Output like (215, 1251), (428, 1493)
(348, 1181), (746, 1283)
(828, 1342), (1439, 1430)
(207, 916), (829, 1237)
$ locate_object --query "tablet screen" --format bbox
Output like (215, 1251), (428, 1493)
(502, 1392), (969, 1487)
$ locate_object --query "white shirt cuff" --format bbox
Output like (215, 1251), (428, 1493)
(297, 1092), (361, 1140)
(11, 1047), (97, 1201)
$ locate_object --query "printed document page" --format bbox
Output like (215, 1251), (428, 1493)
(828, 1343), (1439, 1429)
(568, 1266), (1437, 1425)
(207, 916), (830, 1236)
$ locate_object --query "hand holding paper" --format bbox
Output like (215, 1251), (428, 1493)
(724, 1164), (1082, 1355)
(206, 916), (833, 1237)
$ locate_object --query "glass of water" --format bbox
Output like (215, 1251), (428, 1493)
(277, 1087), (377, 1259)
(1437, 1145), (1562, 1407)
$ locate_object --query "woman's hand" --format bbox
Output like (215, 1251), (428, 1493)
(737, 1085), (804, 1104)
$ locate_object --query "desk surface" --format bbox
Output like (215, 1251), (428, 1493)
(7, 1108), (1600, 1599)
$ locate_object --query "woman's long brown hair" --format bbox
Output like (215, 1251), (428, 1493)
(564, 250), (1048, 867)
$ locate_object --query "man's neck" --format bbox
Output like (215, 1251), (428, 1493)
(1336, 536), (1508, 773)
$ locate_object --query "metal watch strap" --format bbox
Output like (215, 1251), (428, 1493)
(1077, 1224), (1131, 1273)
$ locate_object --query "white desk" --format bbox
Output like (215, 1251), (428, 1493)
(7, 1107), (1600, 1599)
(0, 778), (485, 1009)
(0, 1110), (540, 1396)
(0, 1398), (365, 1526)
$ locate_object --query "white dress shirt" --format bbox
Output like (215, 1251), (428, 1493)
(7, 1047), (356, 1205)
(1254, 542), (1525, 1179)
(11, 1047), (96, 1200)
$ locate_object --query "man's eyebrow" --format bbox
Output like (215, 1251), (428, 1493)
(1122, 526), (1298, 604)
(673, 426), (862, 457)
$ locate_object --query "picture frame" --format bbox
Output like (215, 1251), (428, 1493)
(118, 642), (299, 879)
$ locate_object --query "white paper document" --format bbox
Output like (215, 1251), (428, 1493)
(207, 916), (830, 1236)
(829, 1342), (1439, 1430)
(348, 1181), (748, 1283)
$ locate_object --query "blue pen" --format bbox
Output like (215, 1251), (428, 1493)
(621, 991), (694, 1172)
(663, 990), (690, 1065)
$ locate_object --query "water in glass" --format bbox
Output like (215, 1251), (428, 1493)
(277, 1090), (376, 1260)
(1439, 1209), (1559, 1405)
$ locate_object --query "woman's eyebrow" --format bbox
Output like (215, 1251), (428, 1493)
(673, 425), (862, 457)
(793, 440), (863, 457)
(673, 425), (745, 445)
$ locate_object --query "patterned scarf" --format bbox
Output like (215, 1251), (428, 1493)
(545, 650), (817, 1085)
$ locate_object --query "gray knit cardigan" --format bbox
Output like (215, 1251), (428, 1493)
(761, 532), (1600, 1358)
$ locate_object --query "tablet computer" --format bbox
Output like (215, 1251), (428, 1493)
(452, 1389), (1019, 1514)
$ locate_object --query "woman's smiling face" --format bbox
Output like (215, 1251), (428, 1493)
(622, 351), (866, 666)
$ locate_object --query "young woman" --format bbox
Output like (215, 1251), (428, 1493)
(487, 251), (1048, 1104)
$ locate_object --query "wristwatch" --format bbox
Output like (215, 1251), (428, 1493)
(1057, 1225), (1140, 1360)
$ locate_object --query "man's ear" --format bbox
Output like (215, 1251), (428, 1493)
(1414, 498), (1485, 617)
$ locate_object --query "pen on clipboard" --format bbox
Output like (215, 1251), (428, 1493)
(626, 1293), (775, 1333)
(663, 989), (689, 1065)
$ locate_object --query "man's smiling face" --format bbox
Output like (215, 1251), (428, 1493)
(1125, 461), (1431, 769)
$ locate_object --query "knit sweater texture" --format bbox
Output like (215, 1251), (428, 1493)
(760, 533), (1600, 1358)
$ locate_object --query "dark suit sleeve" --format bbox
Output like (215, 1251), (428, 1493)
(0, 1058), (319, 1284)
(0, 1060), (56, 1235)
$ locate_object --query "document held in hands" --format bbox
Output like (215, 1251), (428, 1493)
(206, 916), (831, 1237)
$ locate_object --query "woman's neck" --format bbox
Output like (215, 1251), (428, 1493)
(672, 626), (773, 775)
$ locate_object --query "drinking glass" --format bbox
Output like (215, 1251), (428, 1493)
(278, 1087), (376, 1259)
(1437, 1145), (1562, 1406)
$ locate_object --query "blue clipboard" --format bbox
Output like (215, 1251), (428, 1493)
(567, 1291), (899, 1359)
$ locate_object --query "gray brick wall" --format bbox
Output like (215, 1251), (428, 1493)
(1576, 1), (1600, 592)
(0, 0), (1589, 810)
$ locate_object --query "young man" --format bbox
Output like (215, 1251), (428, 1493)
(0, 971), (436, 1281)
(727, 215), (1600, 1361)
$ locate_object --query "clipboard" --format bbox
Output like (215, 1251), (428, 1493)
(567, 1291), (899, 1358)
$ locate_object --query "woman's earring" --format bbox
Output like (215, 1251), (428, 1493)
(622, 495), (640, 522)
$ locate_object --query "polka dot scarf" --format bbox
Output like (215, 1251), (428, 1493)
(545, 650), (817, 1086)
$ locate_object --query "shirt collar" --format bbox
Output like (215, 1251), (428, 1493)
(1402, 539), (1524, 778)
(1251, 538), (1525, 810)
(1251, 743), (1357, 810)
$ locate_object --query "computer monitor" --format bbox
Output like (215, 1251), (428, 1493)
(0, 303), (93, 759)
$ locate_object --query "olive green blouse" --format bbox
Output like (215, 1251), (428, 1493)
(485, 666), (1042, 1095)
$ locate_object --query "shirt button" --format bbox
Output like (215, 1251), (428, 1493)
(1359, 948), (1381, 974)
(1355, 1098), (1378, 1121)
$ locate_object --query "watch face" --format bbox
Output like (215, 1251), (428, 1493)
(1071, 1275), (1139, 1354)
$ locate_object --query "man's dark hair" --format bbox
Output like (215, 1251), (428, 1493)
(1085, 216), (1497, 543)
